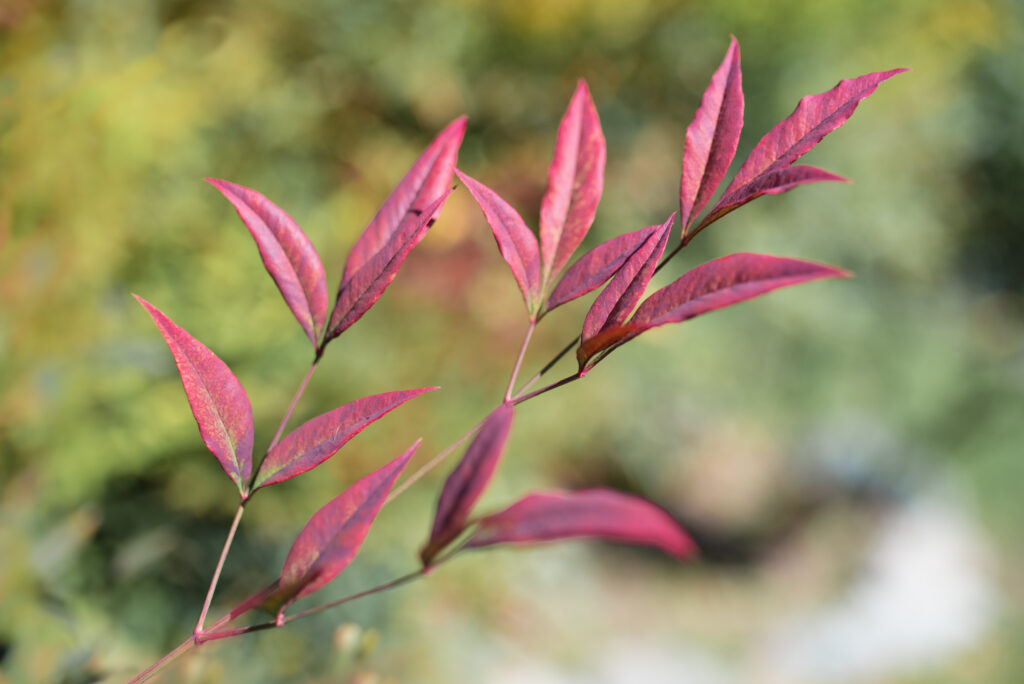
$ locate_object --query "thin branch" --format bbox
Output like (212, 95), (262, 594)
(505, 320), (536, 401)
(267, 361), (318, 453)
(194, 502), (245, 635)
(285, 569), (425, 623)
(511, 373), (579, 405)
(385, 418), (485, 505)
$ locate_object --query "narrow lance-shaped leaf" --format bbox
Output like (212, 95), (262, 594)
(680, 36), (743, 234)
(254, 387), (437, 489)
(702, 165), (847, 225)
(540, 80), (606, 287)
(545, 224), (660, 312)
(422, 403), (515, 565)
(341, 117), (467, 286)
(325, 190), (452, 343)
(277, 440), (419, 606)
(576, 253), (849, 366)
(456, 170), (541, 314)
(466, 488), (696, 559)
(207, 179), (328, 349)
(698, 68), (906, 232)
(578, 214), (673, 366)
(135, 296), (254, 496)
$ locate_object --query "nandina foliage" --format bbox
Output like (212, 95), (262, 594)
(128, 37), (904, 679)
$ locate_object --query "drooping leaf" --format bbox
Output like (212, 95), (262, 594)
(206, 179), (328, 349)
(698, 68), (906, 233)
(539, 80), (606, 286)
(135, 296), (254, 496)
(421, 403), (515, 565)
(254, 388), (437, 489)
(456, 170), (541, 314)
(325, 190), (452, 342)
(277, 441), (419, 604)
(577, 253), (849, 367)
(465, 488), (696, 559)
(680, 36), (743, 235)
(545, 225), (660, 312)
(341, 117), (466, 286)
(579, 214), (673, 345)
(700, 165), (847, 226)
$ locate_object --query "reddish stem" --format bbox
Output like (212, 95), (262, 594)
(194, 502), (245, 635)
(267, 361), (318, 453)
(511, 373), (579, 404)
(505, 319), (536, 402)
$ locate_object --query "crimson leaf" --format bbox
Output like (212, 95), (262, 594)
(325, 190), (452, 343)
(253, 387), (437, 489)
(680, 36), (743, 235)
(576, 253), (849, 366)
(456, 170), (541, 314)
(135, 296), (254, 497)
(579, 214), (673, 357)
(341, 117), (466, 286)
(207, 179), (328, 349)
(703, 165), (847, 225)
(421, 403), (515, 565)
(697, 68), (906, 232)
(277, 440), (419, 606)
(545, 224), (660, 312)
(465, 488), (696, 559)
(539, 80), (606, 287)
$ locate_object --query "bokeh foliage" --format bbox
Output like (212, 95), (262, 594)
(2, 0), (1023, 681)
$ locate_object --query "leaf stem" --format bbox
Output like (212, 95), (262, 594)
(511, 373), (579, 404)
(505, 320), (536, 402)
(384, 418), (485, 505)
(127, 635), (195, 684)
(194, 502), (246, 635)
(267, 361), (318, 453)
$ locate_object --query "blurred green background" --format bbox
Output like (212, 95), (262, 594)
(2, 0), (1023, 682)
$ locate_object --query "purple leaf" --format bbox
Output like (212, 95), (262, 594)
(278, 440), (419, 604)
(577, 253), (849, 367)
(466, 488), (696, 559)
(701, 165), (848, 226)
(135, 296), (254, 496)
(341, 117), (466, 286)
(254, 387), (437, 489)
(421, 403), (515, 565)
(325, 190), (452, 342)
(456, 170), (541, 314)
(539, 80), (606, 286)
(207, 179), (328, 349)
(700, 68), (906, 232)
(680, 36), (743, 235)
(545, 225), (660, 312)
(580, 214), (673, 345)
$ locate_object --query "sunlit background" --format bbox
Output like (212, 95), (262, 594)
(2, 1), (1023, 682)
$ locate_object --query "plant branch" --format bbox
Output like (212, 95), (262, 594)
(194, 502), (245, 635)
(385, 418), (485, 505)
(511, 373), (579, 404)
(505, 319), (536, 402)
(267, 361), (318, 453)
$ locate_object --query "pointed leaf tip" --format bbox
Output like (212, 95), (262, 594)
(456, 170), (541, 313)
(422, 403), (516, 565)
(254, 387), (438, 489)
(680, 35), (744, 233)
(135, 295), (254, 495)
(278, 440), (420, 604)
(466, 488), (697, 559)
(207, 179), (328, 348)
(540, 79), (606, 287)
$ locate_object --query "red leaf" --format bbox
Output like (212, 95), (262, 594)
(456, 170), (541, 313)
(325, 190), (452, 342)
(466, 488), (696, 559)
(341, 117), (466, 286)
(680, 36), (743, 234)
(701, 165), (847, 226)
(545, 225), (660, 312)
(207, 179), (328, 349)
(700, 68), (906, 232)
(580, 214), (673, 346)
(630, 253), (849, 330)
(539, 80), (606, 286)
(278, 440), (419, 603)
(421, 403), (515, 565)
(575, 253), (849, 369)
(135, 296), (254, 496)
(254, 387), (437, 489)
